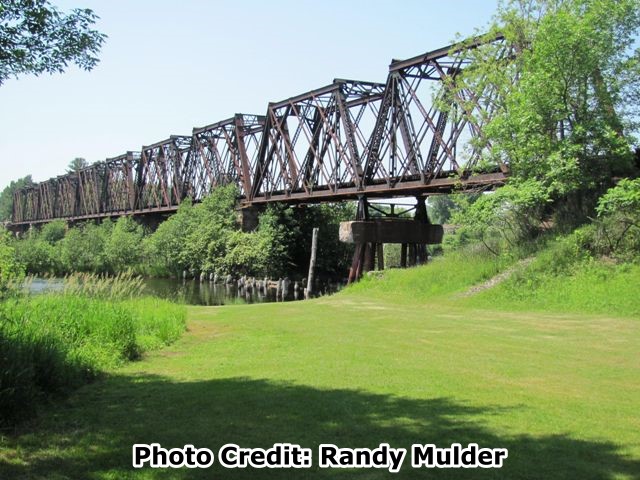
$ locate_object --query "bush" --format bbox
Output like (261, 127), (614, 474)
(593, 178), (640, 261)
(448, 181), (551, 254)
(60, 221), (112, 273)
(0, 238), (24, 298)
(105, 216), (145, 273)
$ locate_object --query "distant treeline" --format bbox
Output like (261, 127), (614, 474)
(11, 185), (356, 281)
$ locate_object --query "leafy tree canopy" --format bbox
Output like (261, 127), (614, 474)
(67, 157), (88, 173)
(0, 0), (106, 85)
(449, 0), (640, 246)
(0, 174), (33, 221)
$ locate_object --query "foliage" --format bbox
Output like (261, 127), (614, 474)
(0, 0), (106, 85)
(105, 217), (144, 273)
(596, 177), (640, 218)
(0, 175), (33, 221)
(10, 184), (356, 279)
(143, 186), (239, 277)
(143, 199), (197, 277)
(40, 219), (65, 243)
(60, 220), (112, 273)
(66, 157), (88, 173)
(143, 186), (354, 279)
(287, 203), (355, 279)
(448, 181), (551, 253)
(427, 195), (458, 224)
(0, 234), (24, 298)
(0, 274), (186, 427)
(450, 0), (640, 234)
(591, 178), (640, 260)
(14, 233), (60, 275)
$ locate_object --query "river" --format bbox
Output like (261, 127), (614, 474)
(28, 277), (343, 306)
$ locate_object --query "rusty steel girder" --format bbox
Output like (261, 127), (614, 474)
(251, 79), (386, 202)
(9, 34), (508, 226)
(103, 151), (139, 213)
(138, 136), (192, 210)
(363, 33), (507, 190)
(189, 114), (265, 199)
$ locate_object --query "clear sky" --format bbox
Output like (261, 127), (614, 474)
(0, 0), (499, 190)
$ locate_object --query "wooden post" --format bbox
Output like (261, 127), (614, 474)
(363, 243), (375, 272)
(376, 243), (384, 270)
(306, 227), (319, 299)
(400, 243), (407, 268)
(409, 244), (417, 266)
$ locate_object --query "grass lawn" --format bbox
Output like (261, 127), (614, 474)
(1, 260), (639, 479)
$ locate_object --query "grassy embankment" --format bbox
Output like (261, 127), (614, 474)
(1, 246), (638, 479)
(0, 275), (187, 427)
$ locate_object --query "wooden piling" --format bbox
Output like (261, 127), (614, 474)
(400, 243), (407, 268)
(376, 243), (384, 270)
(306, 227), (319, 299)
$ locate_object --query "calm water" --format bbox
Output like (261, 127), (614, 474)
(29, 277), (342, 306)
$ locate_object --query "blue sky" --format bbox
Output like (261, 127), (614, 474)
(0, 0), (499, 190)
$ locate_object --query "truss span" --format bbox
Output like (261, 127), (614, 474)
(10, 34), (507, 227)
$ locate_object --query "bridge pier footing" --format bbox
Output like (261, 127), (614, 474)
(239, 205), (264, 232)
(342, 196), (443, 284)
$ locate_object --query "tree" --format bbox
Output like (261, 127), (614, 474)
(0, 0), (106, 85)
(0, 175), (33, 221)
(67, 157), (88, 173)
(105, 216), (145, 273)
(452, 0), (640, 234)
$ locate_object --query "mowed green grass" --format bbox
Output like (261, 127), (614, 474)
(1, 257), (639, 479)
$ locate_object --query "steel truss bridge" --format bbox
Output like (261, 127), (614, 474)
(10, 35), (509, 228)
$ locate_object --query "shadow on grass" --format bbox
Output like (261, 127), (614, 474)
(1, 374), (638, 479)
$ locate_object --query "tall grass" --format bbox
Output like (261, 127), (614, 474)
(61, 272), (145, 299)
(0, 274), (186, 427)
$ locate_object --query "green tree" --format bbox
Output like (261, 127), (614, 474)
(0, 0), (106, 85)
(67, 157), (88, 173)
(105, 217), (144, 273)
(40, 219), (66, 244)
(594, 178), (640, 259)
(144, 198), (200, 277)
(452, 0), (640, 234)
(60, 221), (112, 273)
(0, 175), (33, 221)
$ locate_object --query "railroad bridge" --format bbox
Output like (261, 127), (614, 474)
(8, 35), (510, 279)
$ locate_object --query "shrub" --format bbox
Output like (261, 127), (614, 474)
(105, 216), (145, 273)
(594, 178), (640, 261)
(0, 238), (24, 298)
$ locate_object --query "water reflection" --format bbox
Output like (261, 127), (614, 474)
(143, 278), (343, 306)
(28, 277), (343, 306)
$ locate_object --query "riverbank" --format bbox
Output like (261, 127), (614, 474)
(0, 275), (187, 427)
(1, 257), (638, 479)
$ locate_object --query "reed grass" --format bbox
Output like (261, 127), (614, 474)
(0, 273), (186, 427)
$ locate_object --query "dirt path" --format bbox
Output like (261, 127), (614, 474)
(460, 257), (534, 297)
